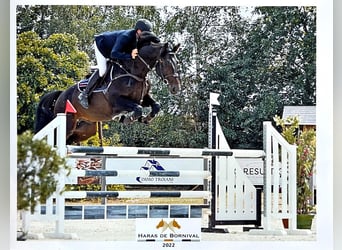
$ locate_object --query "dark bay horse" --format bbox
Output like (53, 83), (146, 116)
(34, 38), (181, 145)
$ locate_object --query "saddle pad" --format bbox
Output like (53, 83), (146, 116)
(78, 79), (89, 91)
(77, 78), (106, 92)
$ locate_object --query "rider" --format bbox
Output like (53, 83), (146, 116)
(78, 19), (153, 109)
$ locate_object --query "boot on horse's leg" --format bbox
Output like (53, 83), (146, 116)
(119, 105), (143, 124)
(140, 102), (160, 124)
(78, 70), (100, 109)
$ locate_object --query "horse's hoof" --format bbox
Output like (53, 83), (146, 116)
(139, 116), (151, 125)
(119, 115), (126, 123)
(123, 117), (133, 124)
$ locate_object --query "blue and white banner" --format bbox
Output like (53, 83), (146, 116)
(67, 157), (206, 185)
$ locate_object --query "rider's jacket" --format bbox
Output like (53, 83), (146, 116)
(95, 29), (137, 60)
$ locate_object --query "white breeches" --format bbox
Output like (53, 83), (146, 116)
(94, 41), (107, 77)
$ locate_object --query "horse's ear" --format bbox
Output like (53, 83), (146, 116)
(172, 43), (181, 53)
(160, 42), (169, 57)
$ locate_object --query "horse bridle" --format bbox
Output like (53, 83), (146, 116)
(155, 53), (180, 84)
(137, 53), (180, 84)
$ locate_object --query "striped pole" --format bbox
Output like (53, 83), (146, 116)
(67, 146), (233, 158)
(64, 191), (211, 199)
(67, 170), (211, 178)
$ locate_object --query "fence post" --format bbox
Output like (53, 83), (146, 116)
(288, 143), (297, 230)
(54, 113), (67, 236)
(263, 122), (272, 231)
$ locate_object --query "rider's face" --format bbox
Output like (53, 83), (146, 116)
(136, 29), (142, 38)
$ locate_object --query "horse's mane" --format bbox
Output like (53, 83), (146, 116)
(137, 31), (160, 49)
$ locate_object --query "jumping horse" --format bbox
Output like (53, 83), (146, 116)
(34, 33), (181, 145)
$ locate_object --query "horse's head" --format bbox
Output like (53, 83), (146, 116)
(137, 35), (181, 94)
(156, 42), (181, 95)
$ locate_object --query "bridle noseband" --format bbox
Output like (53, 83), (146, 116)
(155, 53), (180, 84)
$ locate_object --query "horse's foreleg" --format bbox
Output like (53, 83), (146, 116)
(140, 94), (160, 124)
(116, 96), (143, 124)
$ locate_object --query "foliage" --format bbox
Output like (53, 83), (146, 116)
(253, 6), (316, 105)
(195, 6), (316, 148)
(79, 123), (117, 147)
(160, 6), (250, 118)
(17, 6), (162, 62)
(17, 131), (71, 213)
(16, 6), (316, 150)
(103, 114), (206, 148)
(273, 115), (316, 214)
(17, 31), (89, 133)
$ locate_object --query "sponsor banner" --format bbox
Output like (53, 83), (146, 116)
(136, 218), (201, 242)
(68, 157), (205, 185)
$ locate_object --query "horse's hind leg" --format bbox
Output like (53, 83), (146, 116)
(68, 121), (97, 144)
(65, 115), (97, 144)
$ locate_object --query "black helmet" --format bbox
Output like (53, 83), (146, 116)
(135, 19), (153, 32)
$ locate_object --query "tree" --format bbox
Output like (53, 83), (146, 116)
(159, 6), (249, 117)
(17, 131), (71, 213)
(17, 31), (89, 133)
(252, 6), (316, 105)
(16, 5), (50, 37)
(198, 6), (316, 149)
(16, 5), (162, 62)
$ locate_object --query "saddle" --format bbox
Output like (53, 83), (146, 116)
(77, 68), (106, 92)
(77, 61), (139, 92)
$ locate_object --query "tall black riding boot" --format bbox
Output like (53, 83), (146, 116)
(78, 70), (100, 109)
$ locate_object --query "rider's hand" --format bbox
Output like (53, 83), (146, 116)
(131, 49), (138, 59)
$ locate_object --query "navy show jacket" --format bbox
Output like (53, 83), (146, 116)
(95, 29), (137, 60)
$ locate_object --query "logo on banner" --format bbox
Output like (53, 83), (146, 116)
(136, 218), (201, 243)
(136, 159), (174, 184)
(156, 219), (181, 233)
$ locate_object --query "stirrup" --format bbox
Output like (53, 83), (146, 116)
(78, 92), (89, 109)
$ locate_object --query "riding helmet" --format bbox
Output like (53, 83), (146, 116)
(135, 19), (153, 32)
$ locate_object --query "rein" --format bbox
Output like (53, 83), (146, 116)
(136, 54), (154, 72)
(104, 60), (149, 104)
(111, 60), (145, 82)
(104, 73), (144, 95)
(136, 53), (179, 84)
(103, 47), (178, 100)
(155, 53), (180, 83)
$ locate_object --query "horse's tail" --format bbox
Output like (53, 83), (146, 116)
(34, 90), (63, 134)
